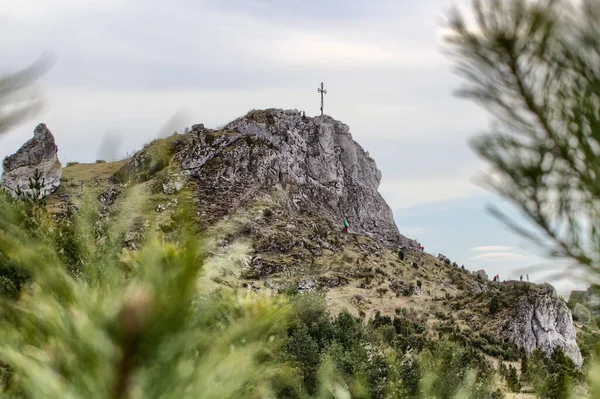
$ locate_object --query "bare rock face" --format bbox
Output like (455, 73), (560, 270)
(501, 283), (583, 368)
(1, 123), (62, 198)
(175, 109), (417, 250)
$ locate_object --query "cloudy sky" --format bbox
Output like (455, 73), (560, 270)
(0, 0), (591, 294)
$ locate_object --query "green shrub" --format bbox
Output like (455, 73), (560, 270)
(498, 362), (508, 379)
(520, 353), (529, 382)
(399, 352), (421, 398)
(286, 325), (321, 393)
(506, 365), (521, 392)
(489, 296), (500, 314)
(528, 348), (580, 399)
(0, 195), (301, 399)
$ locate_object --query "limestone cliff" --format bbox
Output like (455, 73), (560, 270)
(500, 283), (583, 368)
(124, 109), (417, 250)
(1, 123), (62, 198)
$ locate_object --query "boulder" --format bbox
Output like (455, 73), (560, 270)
(1, 123), (61, 198)
(99, 186), (121, 206)
(162, 173), (188, 195)
(500, 283), (583, 368)
(568, 286), (600, 317)
(298, 279), (317, 292)
(474, 269), (489, 281)
(573, 303), (592, 324)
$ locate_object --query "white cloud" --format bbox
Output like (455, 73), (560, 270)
(2, 0), (125, 22)
(471, 245), (512, 252)
(379, 176), (485, 210)
(470, 252), (527, 261)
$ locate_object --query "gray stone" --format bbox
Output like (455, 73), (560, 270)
(283, 224), (297, 232)
(474, 269), (489, 281)
(298, 279), (317, 292)
(573, 303), (592, 324)
(162, 173), (188, 195)
(568, 286), (600, 317)
(191, 123), (205, 132)
(99, 186), (121, 206)
(175, 109), (418, 250)
(1, 123), (62, 198)
(500, 283), (583, 368)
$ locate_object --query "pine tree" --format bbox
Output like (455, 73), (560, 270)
(445, 0), (600, 274)
(506, 365), (521, 393)
(0, 194), (307, 398)
(520, 352), (529, 383)
(498, 361), (508, 380)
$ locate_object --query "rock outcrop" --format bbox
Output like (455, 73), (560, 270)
(501, 283), (583, 368)
(572, 303), (592, 324)
(569, 286), (600, 317)
(1, 123), (61, 198)
(474, 269), (489, 281)
(171, 109), (417, 250)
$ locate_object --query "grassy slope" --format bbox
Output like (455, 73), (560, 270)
(45, 135), (598, 398)
(47, 157), (505, 336)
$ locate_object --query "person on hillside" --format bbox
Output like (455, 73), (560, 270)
(520, 275), (523, 282)
(343, 219), (349, 233)
(526, 274), (529, 282)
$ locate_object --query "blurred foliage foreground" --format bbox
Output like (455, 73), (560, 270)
(0, 189), (510, 399)
(0, 187), (596, 398)
(2, 0), (600, 397)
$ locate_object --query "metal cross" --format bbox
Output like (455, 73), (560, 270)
(317, 82), (327, 116)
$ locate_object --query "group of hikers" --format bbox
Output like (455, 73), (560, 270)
(492, 273), (530, 283)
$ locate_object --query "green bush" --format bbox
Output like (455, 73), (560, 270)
(489, 296), (500, 314)
(498, 362), (507, 379)
(520, 353), (529, 383)
(528, 348), (580, 399)
(399, 351), (421, 398)
(506, 365), (521, 393)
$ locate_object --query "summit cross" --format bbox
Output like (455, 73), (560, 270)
(317, 82), (327, 116)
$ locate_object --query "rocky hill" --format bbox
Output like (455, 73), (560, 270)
(115, 109), (417, 250)
(2, 110), (593, 377)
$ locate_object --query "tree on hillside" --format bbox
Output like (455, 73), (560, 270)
(445, 0), (600, 275)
